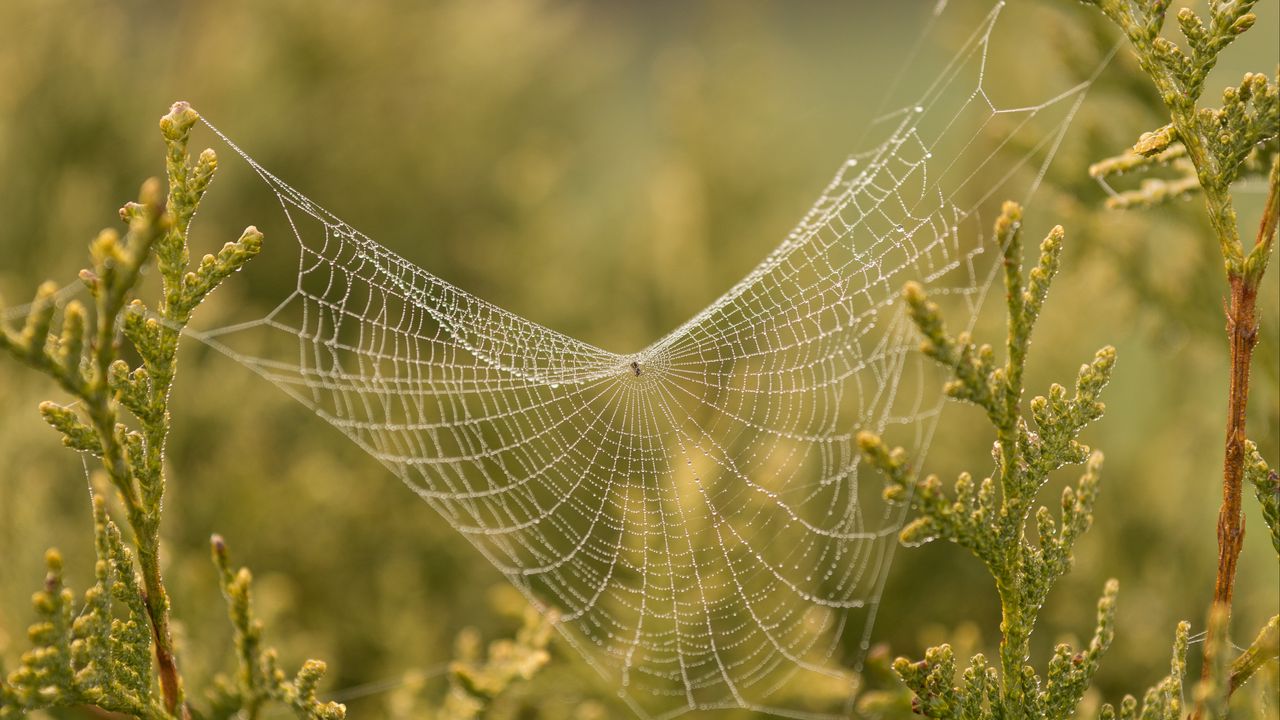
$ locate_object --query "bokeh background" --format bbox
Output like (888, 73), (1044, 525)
(0, 1), (1276, 718)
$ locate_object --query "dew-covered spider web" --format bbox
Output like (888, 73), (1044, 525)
(186, 3), (1108, 717)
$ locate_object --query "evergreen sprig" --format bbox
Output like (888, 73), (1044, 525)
(1070, 2), (1279, 715)
(1099, 621), (1191, 720)
(0, 102), (343, 719)
(1081, 1), (1278, 250)
(206, 536), (346, 720)
(1097, 604), (1276, 720)
(0, 479), (165, 719)
(436, 607), (558, 720)
(1244, 440), (1279, 554)
(858, 201), (1118, 720)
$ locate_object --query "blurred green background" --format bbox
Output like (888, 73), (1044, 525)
(0, 1), (1276, 718)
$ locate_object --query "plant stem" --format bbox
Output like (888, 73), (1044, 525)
(1253, 155), (1280, 279)
(141, 545), (183, 716)
(1082, 2), (1279, 691)
(1215, 273), (1255, 608)
(84, 385), (184, 715)
(1230, 615), (1280, 693)
(997, 581), (1031, 716)
(1213, 157), (1278, 613)
(88, 199), (187, 716)
(995, 204), (1032, 717)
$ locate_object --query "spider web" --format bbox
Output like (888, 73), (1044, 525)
(187, 3), (1105, 717)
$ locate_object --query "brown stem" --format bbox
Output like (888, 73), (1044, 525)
(141, 563), (186, 718)
(1214, 274), (1256, 610)
(1201, 158), (1278, 696)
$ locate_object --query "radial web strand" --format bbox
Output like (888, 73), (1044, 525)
(187, 4), (1107, 718)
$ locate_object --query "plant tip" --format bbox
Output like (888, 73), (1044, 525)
(160, 101), (200, 141)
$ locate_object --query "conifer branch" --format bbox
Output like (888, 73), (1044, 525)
(1244, 440), (1279, 554)
(437, 607), (557, 720)
(1230, 615), (1279, 694)
(0, 477), (168, 719)
(207, 536), (346, 720)
(859, 202), (1117, 719)
(1098, 621), (1191, 720)
(1072, 0), (1280, 640)
(0, 102), (339, 720)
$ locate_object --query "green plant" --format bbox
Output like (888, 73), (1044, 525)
(1073, 0), (1280, 714)
(1, 485), (161, 718)
(435, 606), (557, 720)
(207, 535), (345, 720)
(0, 102), (344, 719)
(858, 201), (1121, 718)
(855, 0), (1280, 715)
(857, 199), (1278, 718)
(1078, 0), (1279, 628)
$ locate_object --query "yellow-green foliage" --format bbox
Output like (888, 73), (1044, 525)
(436, 607), (557, 720)
(1080, 0), (1278, 278)
(0, 104), (343, 720)
(859, 202), (1119, 719)
(207, 535), (344, 720)
(0, 489), (160, 719)
(0, 3), (1276, 718)
(857, 0), (1280, 715)
(1073, 0), (1279, 715)
(1246, 440), (1280, 553)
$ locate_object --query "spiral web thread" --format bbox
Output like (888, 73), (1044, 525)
(187, 4), (1103, 717)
